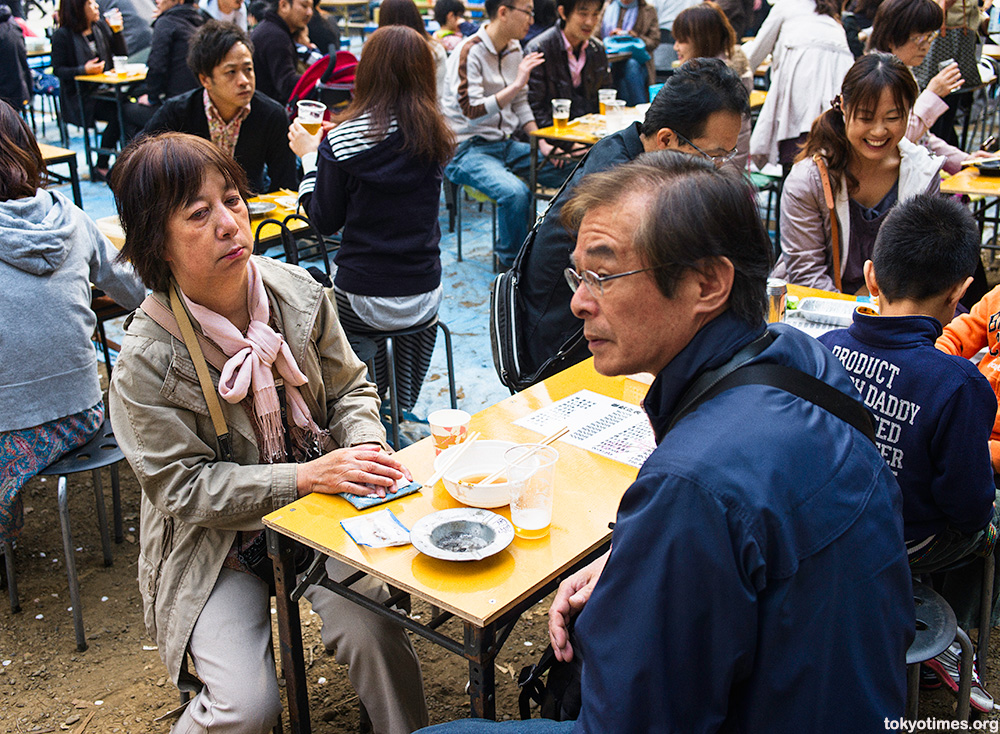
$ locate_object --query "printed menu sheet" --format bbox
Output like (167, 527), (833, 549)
(513, 390), (655, 468)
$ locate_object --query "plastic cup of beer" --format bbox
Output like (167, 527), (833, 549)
(428, 409), (471, 455)
(604, 99), (626, 132)
(295, 100), (326, 135)
(112, 55), (128, 76)
(551, 98), (571, 132)
(104, 10), (123, 33)
(598, 89), (617, 115)
(505, 444), (558, 539)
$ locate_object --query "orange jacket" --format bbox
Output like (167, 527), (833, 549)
(937, 284), (1000, 468)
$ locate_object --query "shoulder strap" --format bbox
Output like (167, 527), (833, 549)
(668, 347), (876, 443)
(140, 287), (234, 461)
(812, 154), (843, 293)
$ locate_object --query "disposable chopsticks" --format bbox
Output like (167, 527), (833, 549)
(423, 430), (480, 488)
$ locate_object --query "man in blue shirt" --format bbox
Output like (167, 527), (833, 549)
(422, 152), (913, 732)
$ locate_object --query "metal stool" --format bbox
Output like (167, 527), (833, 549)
(907, 581), (974, 720)
(350, 316), (458, 450)
(37, 416), (124, 651)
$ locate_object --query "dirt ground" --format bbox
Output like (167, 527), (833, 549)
(2, 415), (999, 733)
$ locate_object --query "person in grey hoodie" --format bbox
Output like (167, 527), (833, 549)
(0, 101), (145, 548)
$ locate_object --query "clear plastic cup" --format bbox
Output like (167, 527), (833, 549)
(604, 99), (627, 132)
(112, 55), (128, 76)
(104, 10), (123, 32)
(295, 100), (326, 135)
(551, 98), (571, 132)
(428, 409), (471, 455)
(598, 88), (617, 115)
(504, 444), (558, 539)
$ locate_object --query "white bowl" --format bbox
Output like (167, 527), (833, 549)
(433, 440), (516, 508)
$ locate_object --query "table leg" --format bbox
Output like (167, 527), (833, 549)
(465, 623), (497, 720)
(529, 135), (539, 229)
(115, 85), (127, 151)
(67, 155), (82, 208)
(76, 81), (94, 176)
(267, 528), (312, 734)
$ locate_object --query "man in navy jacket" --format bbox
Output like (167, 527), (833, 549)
(422, 152), (913, 733)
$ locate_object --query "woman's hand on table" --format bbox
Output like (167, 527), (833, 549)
(548, 551), (609, 662)
(84, 57), (105, 75)
(296, 445), (413, 498)
(928, 62), (963, 98)
(288, 120), (323, 158)
(964, 150), (997, 164)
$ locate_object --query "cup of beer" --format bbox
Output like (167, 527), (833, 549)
(104, 10), (123, 33)
(112, 55), (128, 76)
(295, 100), (326, 135)
(598, 88), (617, 115)
(604, 99), (626, 132)
(551, 98), (571, 132)
(505, 444), (558, 539)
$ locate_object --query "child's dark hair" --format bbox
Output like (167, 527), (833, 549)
(872, 195), (981, 302)
(434, 0), (465, 26)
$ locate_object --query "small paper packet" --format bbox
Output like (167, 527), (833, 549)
(340, 509), (411, 548)
(337, 479), (421, 510)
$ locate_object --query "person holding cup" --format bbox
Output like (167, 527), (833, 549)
(289, 26), (455, 414)
(52, 0), (132, 179)
(868, 0), (994, 174)
(525, 0), (612, 128)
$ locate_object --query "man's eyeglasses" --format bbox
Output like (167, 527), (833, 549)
(564, 266), (657, 298)
(503, 4), (535, 18)
(673, 130), (738, 166)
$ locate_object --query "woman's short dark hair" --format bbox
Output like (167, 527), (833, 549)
(642, 57), (749, 141)
(379, 0), (430, 37)
(560, 151), (772, 326)
(868, 0), (942, 53)
(873, 195), (981, 302)
(187, 20), (254, 79)
(672, 2), (737, 60)
(58, 0), (90, 33)
(433, 0), (465, 25)
(110, 132), (252, 293)
(0, 99), (44, 202)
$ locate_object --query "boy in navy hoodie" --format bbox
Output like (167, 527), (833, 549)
(819, 195), (998, 711)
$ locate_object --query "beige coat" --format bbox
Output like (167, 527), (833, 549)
(108, 256), (386, 686)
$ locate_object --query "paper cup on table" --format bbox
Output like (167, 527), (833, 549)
(505, 444), (558, 539)
(428, 409), (471, 455)
(295, 100), (326, 135)
(598, 88), (617, 115)
(112, 55), (128, 76)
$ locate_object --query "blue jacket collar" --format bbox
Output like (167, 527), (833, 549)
(847, 310), (942, 347)
(644, 310), (765, 440)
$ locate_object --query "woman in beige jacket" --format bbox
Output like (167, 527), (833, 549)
(107, 133), (428, 734)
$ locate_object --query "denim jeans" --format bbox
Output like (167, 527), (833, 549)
(418, 718), (576, 733)
(611, 57), (648, 106)
(444, 136), (569, 267)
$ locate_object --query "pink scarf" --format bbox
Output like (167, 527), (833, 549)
(180, 259), (321, 462)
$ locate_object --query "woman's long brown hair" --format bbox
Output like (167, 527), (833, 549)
(672, 2), (737, 60)
(0, 100), (45, 202)
(334, 26), (455, 165)
(797, 52), (917, 198)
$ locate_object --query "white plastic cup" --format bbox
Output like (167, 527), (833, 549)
(104, 10), (123, 32)
(112, 55), (128, 76)
(604, 99), (627, 132)
(295, 100), (326, 135)
(428, 409), (471, 455)
(505, 444), (558, 539)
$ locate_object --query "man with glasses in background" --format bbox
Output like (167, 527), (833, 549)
(423, 151), (914, 734)
(490, 58), (748, 391)
(441, 0), (572, 269)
